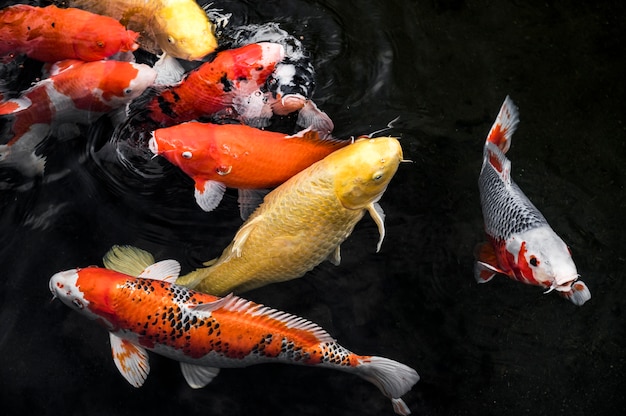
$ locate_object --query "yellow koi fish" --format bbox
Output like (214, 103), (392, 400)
(176, 136), (403, 295)
(64, 0), (218, 60)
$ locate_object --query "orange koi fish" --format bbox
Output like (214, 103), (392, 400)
(62, 0), (217, 60)
(137, 42), (285, 128)
(475, 96), (591, 305)
(49, 246), (419, 415)
(0, 59), (157, 177)
(149, 122), (348, 215)
(0, 4), (139, 62)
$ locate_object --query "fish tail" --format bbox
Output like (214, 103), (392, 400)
(355, 356), (419, 415)
(485, 95), (519, 154)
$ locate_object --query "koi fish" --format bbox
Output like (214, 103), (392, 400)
(139, 42), (285, 128)
(474, 96), (591, 305)
(0, 4), (139, 63)
(63, 0), (217, 60)
(0, 59), (157, 177)
(149, 122), (349, 215)
(175, 136), (403, 295)
(223, 22), (334, 134)
(49, 245), (419, 416)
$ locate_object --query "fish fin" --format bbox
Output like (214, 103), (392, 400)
(187, 293), (236, 313)
(109, 334), (150, 388)
(355, 356), (419, 415)
(180, 363), (220, 389)
(484, 141), (512, 186)
(367, 202), (386, 252)
(202, 257), (219, 267)
(237, 188), (269, 220)
(559, 280), (591, 306)
(230, 215), (265, 257)
(153, 53), (186, 86)
(138, 260), (181, 283)
(328, 246), (341, 266)
(215, 293), (336, 343)
(0, 143), (46, 178)
(485, 95), (519, 154)
(0, 96), (31, 115)
(194, 180), (226, 212)
(473, 261), (499, 283)
(286, 125), (347, 148)
(296, 100), (335, 137)
(103, 245), (155, 276)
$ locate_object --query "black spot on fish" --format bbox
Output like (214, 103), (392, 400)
(156, 95), (178, 120)
(219, 74), (232, 92)
(51, 22), (55, 28)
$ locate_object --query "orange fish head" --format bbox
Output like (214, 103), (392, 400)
(96, 62), (157, 108)
(331, 137), (403, 210)
(72, 21), (140, 61)
(149, 123), (222, 177)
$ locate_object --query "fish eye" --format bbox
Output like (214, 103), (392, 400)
(124, 88), (132, 95)
(96, 40), (105, 48)
(72, 298), (84, 310)
(167, 36), (175, 44)
(529, 256), (539, 267)
(182, 151), (192, 159)
(372, 171), (384, 181)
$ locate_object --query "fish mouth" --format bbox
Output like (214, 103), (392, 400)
(544, 275), (580, 294)
(148, 135), (159, 155)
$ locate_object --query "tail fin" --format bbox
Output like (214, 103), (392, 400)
(356, 356), (419, 415)
(485, 95), (519, 154)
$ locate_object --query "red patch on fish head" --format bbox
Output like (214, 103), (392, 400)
(71, 11), (139, 60)
(97, 62), (140, 102)
(75, 267), (121, 322)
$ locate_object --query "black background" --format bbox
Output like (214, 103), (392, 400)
(1, 0), (625, 415)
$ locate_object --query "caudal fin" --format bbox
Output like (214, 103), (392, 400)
(356, 356), (419, 415)
(485, 95), (519, 154)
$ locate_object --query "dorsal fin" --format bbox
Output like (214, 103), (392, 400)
(485, 95), (519, 154)
(216, 293), (336, 343)
(285, 126), (348, 148)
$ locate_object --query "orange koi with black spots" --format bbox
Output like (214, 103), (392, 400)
(49, 246), (419, 415)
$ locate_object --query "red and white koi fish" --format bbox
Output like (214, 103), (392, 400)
(0, 59), (157, 177)
(0, 4), (139, 63)
(149, 122), (348, 216)
(475, 96), (591, 305)
(139, 42), (285, 128)
(49, 245), (419, 415)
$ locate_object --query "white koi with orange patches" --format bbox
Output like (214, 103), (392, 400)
(475, 96), (590, 305)
(50, 246), (419, 415)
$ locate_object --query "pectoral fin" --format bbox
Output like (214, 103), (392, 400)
(180, 362), (221, 388)
(473, 242), (505, 283)
(237, 188), (269, 220)
(230, 215), (264, 257)
(109, 334), (150, 388)
(194, 180), (226, 212)
(328, 246), (341, 266)
(367, 202), (386, 252)
(559, 280), (591, 306)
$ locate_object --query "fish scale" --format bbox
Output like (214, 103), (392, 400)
(479, 153), (548, 239)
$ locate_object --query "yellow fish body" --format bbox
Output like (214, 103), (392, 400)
(176, 136), (403, 295)
(66, 0), (217, 60)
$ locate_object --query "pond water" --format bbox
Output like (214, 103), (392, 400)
(1, 0), (625, 415)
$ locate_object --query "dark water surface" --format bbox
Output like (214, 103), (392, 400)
(1, 0), (625, 415)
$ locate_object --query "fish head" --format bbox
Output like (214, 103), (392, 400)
(331, 137), (402, 209)
(511, 226), (580, 292)
(149, 123), (221, 177)
(72, 26), (140, 61)
(49, 267), (119, 328)
(153, 3), (218, 60)
(96, 62), (157, 109)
